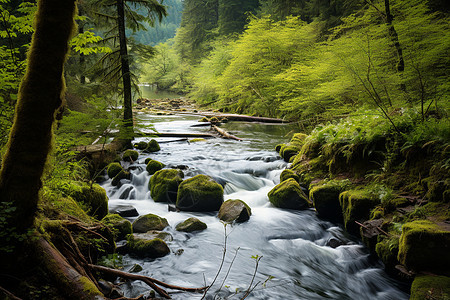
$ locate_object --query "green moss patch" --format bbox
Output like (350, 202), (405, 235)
(280, 169), (300, 183)
(146, 160), (164, 175)
(112, 170), (131, 186)
(65, 182), (109, 220)
(310, 180), (350, 222)
(149, 169), (184, 203)
(375, 236), (400, 273)
(339, 188), (380, 235)
(102, 214), (132, 241)
(134, 141), (148, 150)
(176, 175), (224, 212)
(410, 275), (450, 300)
(268, 178), (310, 210)
(122, 150), (139, 162)
(107, 162), (123, 178)
(398, 220), (450, 273)
(126, 235), (170, 258)
(145, 139), (160, 153)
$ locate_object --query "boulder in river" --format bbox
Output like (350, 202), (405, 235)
(134, 141), (148, 150)
(145, 139), (160, 153)
(111, 169), (131, 187)
(218, 199), (252, 223)
(107, 162), (123, 178)
(126, 234), (170, 258)
(102, 214), (132, 241)
(122, 150), (139, 162)
(268, 178), (310, 210)
(146, 159), (164, 175)
(410, 275), (450, 300)
(176, 175), (224, 212)
(280, 169), (300, 183)
(175, 217), (207, 232)
(149, 169), (184, 203)
(110, 205), (138, 217)
(132, 213), (169, 233)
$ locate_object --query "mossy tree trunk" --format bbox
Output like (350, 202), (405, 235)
(0, 0), (76, 232)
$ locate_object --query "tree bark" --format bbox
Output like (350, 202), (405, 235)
(117, 0), (134, 129)
(0, 0), (77, 232)
(384, 0), (404, 72)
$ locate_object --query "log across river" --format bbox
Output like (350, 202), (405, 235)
(101, 112), (409, 299)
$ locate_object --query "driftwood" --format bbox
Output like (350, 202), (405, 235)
(212, 125), (242, 141)
(200, 112), (285, 123)
(88, 264), (207, 299)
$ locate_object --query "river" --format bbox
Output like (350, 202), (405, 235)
(101, 112), (409, 299)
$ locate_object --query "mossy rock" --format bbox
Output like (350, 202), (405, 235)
(218, 199), (252, 223)
(67, 182), (109, 220)
(149, 169), (184, 203)
(375, 236), (399, 274)
(280, 169), (300, 183)
(268, 178), (310, 210)
(410, 275), (450, 300)
(111, 170), (131, 186)
(122, 150), (139, 162)
(275, 144), (284, 153)
(144, 157), (152, 165)
(134, 141), (148, 150)
(175, 217), (207, 232)
(102, 214), (132, 241)
(107, 162), (123, 179)
(280, 145), (300, 162)
(397, 220), (450, 273)
(310, 181), (348, 222)
(339, 189), (380, 235)
(209, 116), (220, 124)
(176, 175), (224, 212)
(199, 117), (209, 122)
(132, 213), (169, 233)
(382, 197), (410, 212)
(133, 231), (173, 242)
(146, 160), (164, 175)
(126, 235), (170, 258)
(51, 196), (92, 222)
(145, 139), (160, 153)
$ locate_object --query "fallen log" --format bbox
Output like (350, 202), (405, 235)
(88, 264), (207, 298)
(202, 113), (285, 123)
(212, 125), (242, 141)
(135, 132), (215, 138)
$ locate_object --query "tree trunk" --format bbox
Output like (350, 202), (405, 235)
(117, 0), (134, 129)
(0, 0), (77, 232)
(384, 0), (404, 72)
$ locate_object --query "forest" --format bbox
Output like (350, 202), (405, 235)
(0, 0), (449, 299)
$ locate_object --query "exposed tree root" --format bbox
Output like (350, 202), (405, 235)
(88, 264), (207, 299)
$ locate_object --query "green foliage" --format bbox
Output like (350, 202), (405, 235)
(69, 29), (112, 55)
(98, 253), (123, 269)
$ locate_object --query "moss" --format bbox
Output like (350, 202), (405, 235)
(122, 150), (139, 162)
(111, 170), (131, 186)
(102, 214), (132, 241)
(275, 143), (285, 153)
(209, 116), (220, 124)
(199, 117), (209, 122)
(149, 169), (184, 203)
(280, 169), (300, 183)
(144, 157), (152, 165)
(268, 178), (310, 210)
(175, 217), (207, 232)
(190, 138), (206, 143)
(339, 188), (380, 235)
(309, 180), (350, 222)
(176, 175), (224, 211)
(375, 236), (399, 273)
(280, 145), (300, 162)
(397, 220), (450, 273)
(218, 199), (252, 223)
(126, 235), (170, 258)
(65, 182), (108, 220)
(134, 141), (148, 150)
(370, 206), (384, 219)
(410, 275), (450, 300)
(107, 162), (123, 178)
(52, 196), (92, 223)
(382, 197), (410, 212)
(132, 213), (169, 233)
(79, 276), (102, 296)
(145, 139), (160, 152)
(146, 160), (164, 175)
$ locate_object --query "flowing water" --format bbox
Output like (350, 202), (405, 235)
(101, 112), (409, 299)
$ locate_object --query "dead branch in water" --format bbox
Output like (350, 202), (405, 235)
(212, 125), (242, 141)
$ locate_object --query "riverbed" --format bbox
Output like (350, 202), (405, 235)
(101, 112), (409, 299)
